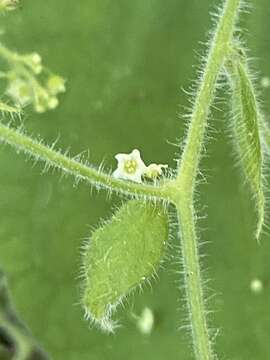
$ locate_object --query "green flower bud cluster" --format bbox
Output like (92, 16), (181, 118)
(0, 0), (19, 12)
(0, 45), (66, 113)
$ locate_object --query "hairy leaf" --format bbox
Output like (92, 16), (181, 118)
(82, 200), (169, 332)
(261, 119), (270, 154)
(229, 57), (265, 239)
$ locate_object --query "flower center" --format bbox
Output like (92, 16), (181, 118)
(123, 159), (138, 174)
(18, 84), (31, 98)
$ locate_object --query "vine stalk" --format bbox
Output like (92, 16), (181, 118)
(173, 0), (241, 358)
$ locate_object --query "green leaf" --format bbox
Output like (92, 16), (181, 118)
(82, 200), (169, 332)
(261, 119), (270, 154)
(228, 55), (265, 239)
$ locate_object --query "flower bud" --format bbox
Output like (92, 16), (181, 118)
(23, 53), (43, 74)
(48, 97), (59, 110)
(47, 75), (66, 95)
(144, 164), (168, 179)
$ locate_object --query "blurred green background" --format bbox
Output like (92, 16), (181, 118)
(0, 0), (270, 359)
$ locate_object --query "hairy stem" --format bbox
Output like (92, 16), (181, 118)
(176, 199), (211, 358)
(173, 0), (241, 359)
(0, 122), (170, 200)
(177, 0), (240, 188)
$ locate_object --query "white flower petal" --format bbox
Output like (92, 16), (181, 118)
(138, 159), (147, 170)
(131, 149), (146, 169)
(112, 169), (121, 179)
(115, 153), (128, 162)
(130, 174), (143, 183)
(131, 149), (141, 159)
(112, 169), (131, 181)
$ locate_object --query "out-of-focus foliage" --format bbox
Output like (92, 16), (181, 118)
(0, 0), (270, 359)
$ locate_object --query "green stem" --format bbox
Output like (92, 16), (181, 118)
(177, 0), (240, 189)
(0, 43), (18, 63)
(176, 200), (211, 358)
(0, 122), (170, 200)
(173, 0), (241, 359)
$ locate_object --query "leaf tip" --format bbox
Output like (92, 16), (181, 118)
(83, 303), (118, 334)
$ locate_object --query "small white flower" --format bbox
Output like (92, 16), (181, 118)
(113, 149), (146, 183)
(6, 78), (32, 106)
(144, 163), (168, 179)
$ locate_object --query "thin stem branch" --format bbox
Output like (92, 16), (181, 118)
(177, 0), (241, 191)
(0, 43), (18, 63)
(0, 122), (170, 200)
(173, 0), (241, 359)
